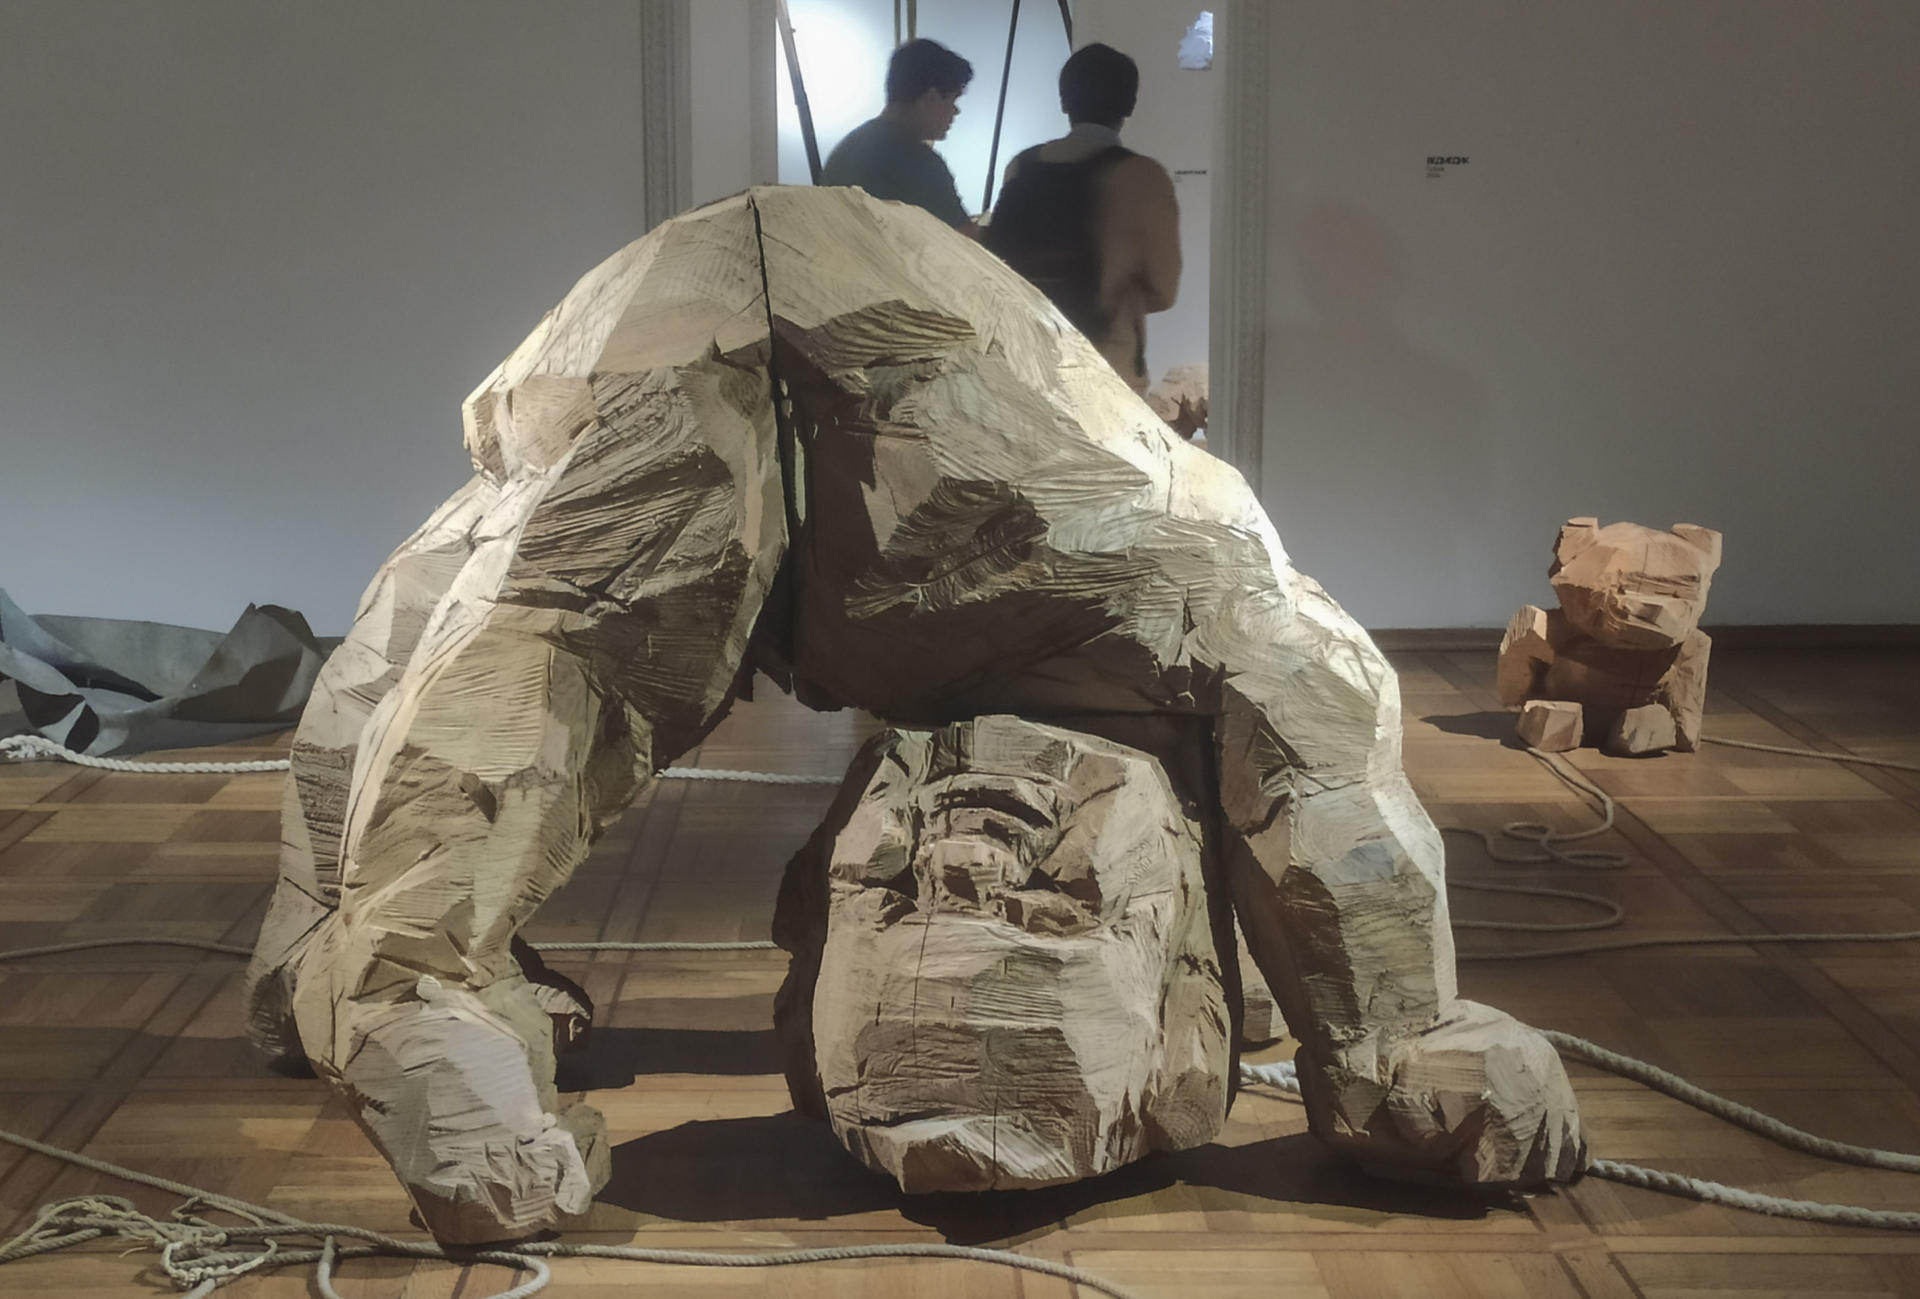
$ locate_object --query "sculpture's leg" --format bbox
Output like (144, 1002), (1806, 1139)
(286, 196), (783, 1243)
(290, 612), (643, 1242)
(288, 422), (780, 1239)
(244, 474), (498, 1068)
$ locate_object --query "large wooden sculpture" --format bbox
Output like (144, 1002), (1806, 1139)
(775, 715), (1232, 1191)
(1497, 518), (1722, 755)
(246, 186), (1584, 1243)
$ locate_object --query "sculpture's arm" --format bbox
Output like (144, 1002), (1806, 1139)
(254, 196), (784, 1243)
(287, 367), (783, 1241)
(245, 474), (499, 1066)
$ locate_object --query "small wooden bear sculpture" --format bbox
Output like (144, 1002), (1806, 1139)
(1497, 518), (1723, 755)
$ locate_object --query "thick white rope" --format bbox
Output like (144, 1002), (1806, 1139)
(0, 735), (289, 774)
(11, 730), (1917, 777)
(1459, 925), (1920, 961)
(0, 733), (840, 785)
(1540, 1030), (1920, 1173)
(1441, 746), (1635, 946)
(656, 767), (839, 785)
(1235, 1043), (1920, 1233)
(1583, 1160), (1920, 1230)
(1699, 733), (1920, 773)
(0, 937), (779, 961)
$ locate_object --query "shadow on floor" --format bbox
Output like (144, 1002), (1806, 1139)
(1423, 710), (1523, 745)
(601, 1119), (1508, 1242)
(557, 1026), (781, 1090)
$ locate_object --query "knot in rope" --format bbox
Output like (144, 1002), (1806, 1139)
(0, 735), (66, 763)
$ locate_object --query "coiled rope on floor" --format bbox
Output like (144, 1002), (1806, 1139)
(1441, 747), (1631, 941)
(1444, 741), (1920, 960)
(0, 1125), (1152, 1299)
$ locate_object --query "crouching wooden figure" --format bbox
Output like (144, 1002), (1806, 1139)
(242, 187), (1585, 1243)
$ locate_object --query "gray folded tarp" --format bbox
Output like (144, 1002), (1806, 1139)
(0, 588), (325, 756)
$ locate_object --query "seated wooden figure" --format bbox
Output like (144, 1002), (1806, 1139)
(243, 186), (1585, 1243)
(1498, 518), (1723, 756)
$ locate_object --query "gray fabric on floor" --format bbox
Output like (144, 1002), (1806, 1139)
(0, 680), (24, 741)
(0, 589), (324, 755)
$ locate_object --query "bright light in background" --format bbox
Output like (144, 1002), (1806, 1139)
(776, 1), (889, 182)
(772, 0), (1075, 212)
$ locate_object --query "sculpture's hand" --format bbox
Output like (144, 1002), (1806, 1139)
(329, 979), (609, 1241)
(1307, 1000), (1588, 1187)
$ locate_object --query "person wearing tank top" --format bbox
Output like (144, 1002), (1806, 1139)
(985, 44), (1180, 393)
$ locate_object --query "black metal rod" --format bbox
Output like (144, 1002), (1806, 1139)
(982, 0), (1023, 213)
(774, 0), (823, 184)
(1055, 0), (1072, 46)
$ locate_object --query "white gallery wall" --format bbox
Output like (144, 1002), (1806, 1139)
(0, 1), (649, 635)
(3, 2), (1915, 637)
(1256, 0), (1920, 627)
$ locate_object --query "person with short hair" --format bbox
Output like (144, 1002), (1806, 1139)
(985, 43), (1179, 392)
(822, 38), (977, 234)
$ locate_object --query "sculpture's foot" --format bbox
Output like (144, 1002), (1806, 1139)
(333, 981), (611, 1243)
(1307, 1000), (1587, 1188)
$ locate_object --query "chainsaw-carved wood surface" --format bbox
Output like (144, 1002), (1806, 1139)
(249, 186), (1583, 1241)
(775, 716), (1230, 1191)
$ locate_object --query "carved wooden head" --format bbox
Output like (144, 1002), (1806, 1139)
(799, 715), (1229, 1190)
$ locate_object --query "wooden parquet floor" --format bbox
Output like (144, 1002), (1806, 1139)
(3, 646), (1919, 1298)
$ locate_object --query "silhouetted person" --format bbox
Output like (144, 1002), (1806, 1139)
(822, 39), (977, 235)
(986, 43), (1179, 391)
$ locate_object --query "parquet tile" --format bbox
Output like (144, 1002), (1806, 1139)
(4, 647), (1920, 1296)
